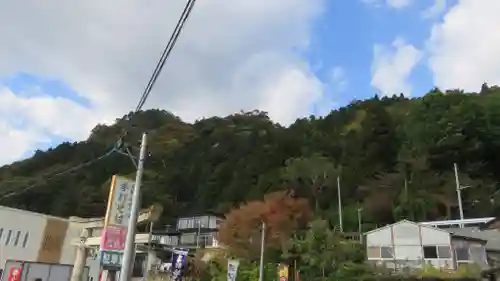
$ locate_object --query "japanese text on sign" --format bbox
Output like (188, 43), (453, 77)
(100, 251), (123, 269)
(107, 176), (134, 227)
(102, 226), (127, 251)
(171, 253), (186, 281)
(227, 260), (239, 281)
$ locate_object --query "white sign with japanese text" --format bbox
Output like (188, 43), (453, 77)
(227, 259), (240, 281)
(106, 176), (135, 227)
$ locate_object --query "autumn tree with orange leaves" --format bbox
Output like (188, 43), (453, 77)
(217, 191), (312, 259)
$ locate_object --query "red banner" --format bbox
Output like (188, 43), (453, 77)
(8, 267), (22, 281)
(101, 225), (127, 251)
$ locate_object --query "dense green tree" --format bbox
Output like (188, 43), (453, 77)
(0, 88), (500, 227)
(282, 219), (370, 281)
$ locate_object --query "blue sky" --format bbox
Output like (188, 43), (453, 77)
(308, 0), (451, 107)
(1, 0), (494, 164)
(1, 0), (451, 116)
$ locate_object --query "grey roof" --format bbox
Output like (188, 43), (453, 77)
(446, 227), (500, 251)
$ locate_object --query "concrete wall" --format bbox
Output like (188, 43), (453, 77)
(0, 206), (47, 268)
(0, 205), (83, 271)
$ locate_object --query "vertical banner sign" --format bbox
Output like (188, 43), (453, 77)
(278, 264), (289, 281)
(8, 267), (22, 281)
(171, 249), (188, 281)
(100, 175), (135, 269)
(227, 259), (240, 281)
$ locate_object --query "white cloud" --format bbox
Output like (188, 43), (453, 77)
(422, 0), (448, 19)
(312, 66), (347, 117)
(427, 0), (500, 92)
(371, 38), (422, 96)
(0, 118), (41, 165)
(0, 87), (107, 164)
(0, 0), (326, 164)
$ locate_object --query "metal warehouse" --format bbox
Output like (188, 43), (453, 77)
(365, 220), (489, 271)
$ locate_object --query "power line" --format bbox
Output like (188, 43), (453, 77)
(135, 0), (197, 112)
(0, 148), (117, 200)
(0, 0), (197, 200)
(119, 0), (197, 166)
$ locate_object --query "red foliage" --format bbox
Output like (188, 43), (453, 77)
(217, 191), (311, 258)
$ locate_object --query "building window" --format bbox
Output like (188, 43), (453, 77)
(381, 246), (394, 259)
(437, 246), (451, 258)
(14, 231), (21, 246)
(194, 219), (201, 229)
(22, 232), (29, 248)
(455, 247), (470, 261)
(423, 246), (438, 259)
(367, 246), (381, 258)
(215, 218), (223, 229)
(200, 216), (209, 228)
(180, 233), (196, 244)
(5, 230), (12, 245)
(186, 218), (194, 229)
(178, 219), (188, 229)
(470, 246), (487, 264)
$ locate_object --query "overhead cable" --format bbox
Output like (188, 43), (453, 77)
(135, 0), (196, 112)
(0, 0), (198, 200)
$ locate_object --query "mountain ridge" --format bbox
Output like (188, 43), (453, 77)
(1, 86), (500, 231)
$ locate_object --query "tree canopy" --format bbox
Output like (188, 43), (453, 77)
(1, 86), (500, 230)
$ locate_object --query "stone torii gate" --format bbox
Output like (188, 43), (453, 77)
(69, 205), (162, 281)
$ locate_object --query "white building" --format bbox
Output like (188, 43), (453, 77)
(0, 204), (222, 281)
(0, 205), (88, 280)
(365, 220), (489, 271)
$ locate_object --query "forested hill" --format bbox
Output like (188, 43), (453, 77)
(1, 84), (500, 231)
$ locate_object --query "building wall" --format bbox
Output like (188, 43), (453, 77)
(0, 206), (83, 271)
(451, 238), (488, 269)
(486, 219), (500, 230)
(60, 221), (84, 264)
(0, 206), (47, 269)
(366, 221), (453, 270)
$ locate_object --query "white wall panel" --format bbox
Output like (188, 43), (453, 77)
(392, 222), (420, 246)
(394, 245), (422, 260)
(421, 227), (450, 245)
(366, 227), (392, 246)
(0, 206), (47, 270)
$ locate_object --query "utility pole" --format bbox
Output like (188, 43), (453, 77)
(357, 207), (363, 243)
(196, 219), (201, 248)
(454, 163), (470, 228)
(337, 176), (343, 232)
(119, 133), (148, 281)
(258, 221), (265, 281)
(143, 221), (154, 281)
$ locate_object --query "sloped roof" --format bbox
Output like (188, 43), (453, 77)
(364, 219), (450, 235)
(364, 220), (487, 243)
(447, 227), (500, 251)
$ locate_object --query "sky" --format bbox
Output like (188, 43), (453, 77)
(0, 0), (499, 165)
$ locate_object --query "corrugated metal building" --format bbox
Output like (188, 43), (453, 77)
(365, 220), (488, 271)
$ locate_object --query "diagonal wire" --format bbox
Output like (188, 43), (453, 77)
(0, 149), (117, 199)
(0, 0), (197, 200)
(135, 0), (196, 112)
